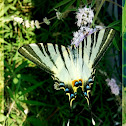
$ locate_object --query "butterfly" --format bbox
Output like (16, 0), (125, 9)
(18, 28), (115, 125)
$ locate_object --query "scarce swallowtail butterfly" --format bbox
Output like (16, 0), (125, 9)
(18, 28), (115, 119)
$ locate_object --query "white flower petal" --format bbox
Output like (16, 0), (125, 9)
(35, 20), (41, 29)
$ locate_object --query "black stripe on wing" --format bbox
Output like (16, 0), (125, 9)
(58, 45), (70, 73)
(98, 28), (111, 51)
(85, 37), (87, 47)
(53, 43), (57, 54)
(82, 39), (85, 68)
(18, 44), (54, 74)
(65, 47), (71, 59)
(78, 45), (80, 58)
(95, 30), (100, 47)
(24, 45), (42, 62)
(37, 43), (46, 56)
(43, 43), (58, 69)
(93, 28), (115, 68)
(89, 33), (95, 62)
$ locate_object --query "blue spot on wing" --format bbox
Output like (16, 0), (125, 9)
(70, 94), (74, 98)
(65, 88), (69, 92)
(75, 81), (79, 86)
(86, 85), (90, 89)
(88, 78), (93, 82)
(59, 83), (65, 87)
(84, 92), (87, 96)
(74, 92), (77, 96)
(78, 81), (82, 86)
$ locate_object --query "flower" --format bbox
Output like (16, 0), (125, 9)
(106, 78), (119, 95)
(71, 24), (105, 47)
(24, 109), (28, 114)
(71, 30), (84, 47)
(71, 7), (103, 47)
(10, 16), (41, 29)
(31, 20), (35, 29)
(56, 11), (63, 20)
(35, 20), (41, 29)
(71, 27), (95, 47)
(13, 17), (23, 24)
(67, 119), (70, 126)
(76, 7), (94, 27)
(24, 20), (30, 28)
(92, 118), (95, 125)
(43, 17), (50, 25)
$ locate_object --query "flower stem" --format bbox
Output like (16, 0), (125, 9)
(90, 0), (105, 28)
(39, 16), (57, 25)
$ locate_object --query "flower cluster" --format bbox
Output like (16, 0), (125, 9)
(71, 6), (104, 47)
(56, 11), (63, 20)
(106, 78), (120, 95)
(71, 27), (93, 47)
(76, 7), (94, 27)
(11, 16), (41, 29)
(71, 25), (104, 47)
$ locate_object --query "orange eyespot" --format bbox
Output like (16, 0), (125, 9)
(72, 80), (78, 87)
(79, 79), (83, 85)
(72, 79), (83, 87)
(79, 79), (82, 82)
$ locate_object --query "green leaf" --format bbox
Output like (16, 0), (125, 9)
(0, 38), (4, 43)
(27, 117), (46, 126)
(19, 76), (46, 96)
(113, 37), (120, 51)
(7, 86), (14, 100)
(7, 117), (15, 125)
(20, 100), (54, 107)
(123, 2), (126, 33)
(10, 5), (16, 10)
(13, 77), (19, 84)
(91, 0), (96, 7)
(16, 102), (24, 112)
(0, 114), (6, 122)
(76, 0), (80, 8)
(113, 25), (121, 32)
(15, 75), (21, 95)
(11, 114), (23, 124)
(4, 61), (12, 72)
(106, 97), (114, 101)
(82, 0), (87, 5)
(15, 61), (28, 73)
(107, 20), (121, 29)
(7, 0), (13, 3)
(4, 33), (10, 38)
(62, 0), (76, 12)
(49, 0), (71, 13)
(3, 5), (11, 16)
